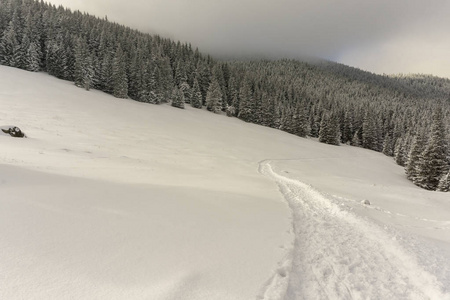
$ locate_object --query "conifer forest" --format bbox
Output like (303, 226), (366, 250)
(1, 0), (449, 191)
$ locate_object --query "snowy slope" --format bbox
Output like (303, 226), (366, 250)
(1, 65), (449, 299)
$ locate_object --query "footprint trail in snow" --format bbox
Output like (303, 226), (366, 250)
(258, 160), (449, 300)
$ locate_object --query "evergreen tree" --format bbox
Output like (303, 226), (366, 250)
(171, 86), (185, 109)
(112, 44), (128, 98)
(437, 171), (450, 192)
(26, 41), (40, 71)
(341, 109), (353, 144)
(394, 138), (407, 167)
(382, 134), (395, 157)
(180, 80), (191, 104)
(205, 77), (222, 113)
(405, 131), (426, 182)
(226, 105), (236, 117)
(351, 130), (362, 147)
(319, 112), (340, 145)
(414, 107), (448, 190)
(362, 112), (377, 150)
(293, 102), (308, 137)
(100, 50), (114, 94)
(148, 66), (161, 104)
(190, 78), (202, 109)
(74, 38), (93, 90)
(45, 34), (68, 79)
(0, 20), (19, 66)
(238, 80), (253, 122)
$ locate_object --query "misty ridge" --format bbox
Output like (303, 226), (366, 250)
(0, 0), (449, 191)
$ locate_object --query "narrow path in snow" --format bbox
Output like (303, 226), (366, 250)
(257, 160), (449, 300)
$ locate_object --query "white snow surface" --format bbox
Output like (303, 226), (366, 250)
(1, 66), (449, 299)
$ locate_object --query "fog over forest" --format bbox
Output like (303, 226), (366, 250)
(46, 0), (450, 78)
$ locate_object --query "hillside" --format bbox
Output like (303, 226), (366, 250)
(1, 66), (450, 299)
(1, 0), (449, 193)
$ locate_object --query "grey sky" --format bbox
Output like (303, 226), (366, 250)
(47, 0), (450, 78)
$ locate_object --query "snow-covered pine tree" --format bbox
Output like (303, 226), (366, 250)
(205, 77), (222, 113)
(180, 80), (191, 104)
(394, 137), (407, 167)
(45, 33), (68, 79)
(0, 20), (19, 66)
(112, 44), (128, 98)
(382, 134), (394, 157)
(148, 66), (161, 104)
(351, 130), (362, 147)
(319, 112), (340, 145)
(362, 111), (377, 150)
(190, 78), (203, 109)
(238, 80), (253, 122)
(437, 171), (450, 192)
(26, 41), (40, 72)
(405, 131), (426, 181)
(414, 107), (448, 190)
(74, 37), (93, 90)
(226, 105), (236, 117)
(341, 109), (353, 144)
(293, 101), (308, 137)
(171, 86), (185, 109)
(100, 51), (114, 94)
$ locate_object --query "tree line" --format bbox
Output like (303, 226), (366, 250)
(1, 0), (449, 191)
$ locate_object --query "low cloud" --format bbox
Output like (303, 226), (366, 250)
(48, 0), (450, 78)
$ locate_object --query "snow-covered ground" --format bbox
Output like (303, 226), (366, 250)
(1, 66), (449, 299)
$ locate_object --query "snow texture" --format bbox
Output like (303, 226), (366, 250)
(258, 160), (449, 300)
(1, 66), (450, 299)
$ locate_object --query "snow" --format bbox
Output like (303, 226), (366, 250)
(1, 65), (449, 299)
(259, 160), (450, 299)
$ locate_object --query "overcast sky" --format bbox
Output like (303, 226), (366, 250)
(47, 0), (450, 78)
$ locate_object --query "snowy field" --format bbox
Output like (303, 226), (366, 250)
(1, 65), (449, 299)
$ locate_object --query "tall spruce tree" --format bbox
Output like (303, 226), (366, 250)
(319, 112), (340, 146)
(414, 107), (448, 190)
(405, 131), (426, 182)
(437, 171), (450, 192)
(238, 80), (253, 122)
(190, 78), (203, 109)
(0, 20), (19, 66)
(171, 86), (185, 109)
(112, 44), (128, 98)
(206, 77), (222, 113)
(74, 37), (93, 90)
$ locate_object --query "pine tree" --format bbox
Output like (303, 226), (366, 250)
(414, 107), (448, 190)
(26, 41), (40, 71)
(293, 101), (308, 137)
(180, 80), (191, 104)
(382, 134), (394, 157)
(362, 111), (377, 150)
(437, 171), (450, 192)
(319, 112), (340, 145)
(148, 66), (161, 104)
(45, 34), (68, 79)
(190, 78), (203, 108)
(394, 137), (407, 167)
(405, 131), (426, 182)
(0, 20), (19, 66)
(171, 86), (185, 109)
(238, 80), (253, 122)
(112, 44), (128, 98)
(74, 38), (93, 90)
(341, 109), (353, 144)
(205, 77), (222, 113)
(100, 50), (114, 94)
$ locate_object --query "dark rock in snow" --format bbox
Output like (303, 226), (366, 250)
(1, 126), (26, 138)
(361, 199), (371, 205)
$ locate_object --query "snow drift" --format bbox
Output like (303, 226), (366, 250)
(1, 66), (449, 299)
